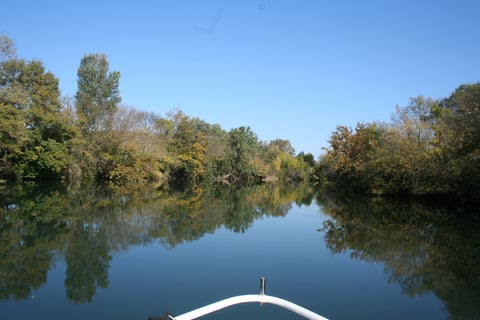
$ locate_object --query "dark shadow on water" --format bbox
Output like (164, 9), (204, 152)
(315, 191), (480, 320)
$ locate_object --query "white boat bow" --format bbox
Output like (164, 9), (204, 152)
(150, 277), (329, 320)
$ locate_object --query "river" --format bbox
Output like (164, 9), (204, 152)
(0, 182), (478, 319)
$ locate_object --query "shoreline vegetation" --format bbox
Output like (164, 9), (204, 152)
(1, 35), (479, 205)
(0, 36), (315, 188)
(314, 84), (480, 205)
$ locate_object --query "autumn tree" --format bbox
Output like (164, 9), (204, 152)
(269, 139), (295, 156)
(105, 105), (167, 184)
(1, 36), (316, 187)
(160, 110), (208, 186)
(391, 96), (436, 147)
(317, 83), (480, 202)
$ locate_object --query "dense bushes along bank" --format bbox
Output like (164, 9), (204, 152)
(315, 83), (480, 204)
(1, 35), (479, 203)
(0, 35), (314, 187)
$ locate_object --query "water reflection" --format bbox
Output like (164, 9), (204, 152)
(64, 224), (111, 303)
(2, 182), (479, 319)
(0, 182), (312, 303)
(316, 193), (480, 320)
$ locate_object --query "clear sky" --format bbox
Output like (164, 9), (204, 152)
(1, 0), (479, 156)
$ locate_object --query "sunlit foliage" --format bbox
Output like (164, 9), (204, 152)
(0, 35), (308, 187)
(0, 42), (75, 180)
(316, 83), (480, 203)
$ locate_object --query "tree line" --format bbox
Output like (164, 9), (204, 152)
(0, 35), (314, 187)
(2, 34), (479, 202)
(315, 82), (480, 203)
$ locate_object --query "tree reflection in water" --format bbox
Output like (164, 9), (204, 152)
(0, 182), (312, 303)
(3, 181), (477, 319)
(317, 192), (480, 320)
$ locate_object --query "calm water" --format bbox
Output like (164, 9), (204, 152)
(0, 182), (478, 320)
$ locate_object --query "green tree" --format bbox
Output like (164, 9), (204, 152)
(0, 102), (26, 179)
(203, 123), (228, 181)
(0, 54), (74, 180)
(73, 53), (121, 180)
(297, 152), (316, 167)
(441, 83), (480, 156)
(0, 34), (16, 62)
(75, 53), (121, 133)
(226, 126), (260, 184)
(438, 83), (480, 200)
(163, 110), (208, 186)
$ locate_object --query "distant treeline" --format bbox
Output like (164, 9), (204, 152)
(315, 82), (480, 203)
(1, 35), (479, 202)
(0, 35), (315, 187)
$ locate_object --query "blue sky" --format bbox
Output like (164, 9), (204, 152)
(1, 0), (479, 156)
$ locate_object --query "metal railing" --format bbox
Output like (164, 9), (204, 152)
(164, 277), (329, 320)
